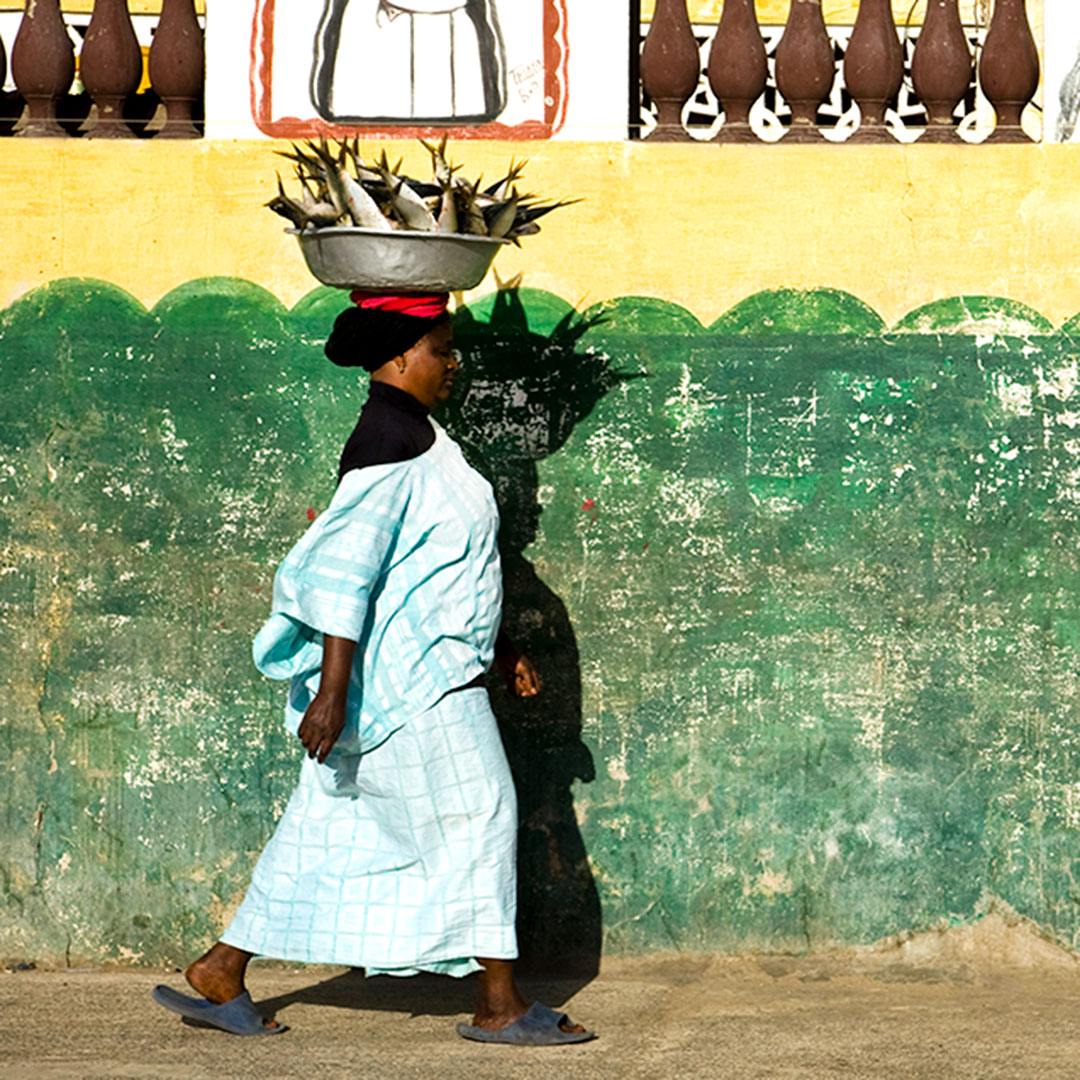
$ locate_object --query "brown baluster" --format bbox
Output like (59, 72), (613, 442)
(707, 0), (767, 143)
(774, 0), (835, 143)
(11, 0), (75, 137)
(640, 0), (699, 141)
(911, 0), (972, 143)
(844, 0), (903, 143)
(0, 34), (16, 138)
(979, 0), (1039, 143)
(149, 0), (204, 139)
(80, 0), (143, 138)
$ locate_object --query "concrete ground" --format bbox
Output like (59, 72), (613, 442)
(3, 916), (1080, 1079)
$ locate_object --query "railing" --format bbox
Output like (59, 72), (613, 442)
(637, 0), (1041, 143)
(0, 0), (205, 138)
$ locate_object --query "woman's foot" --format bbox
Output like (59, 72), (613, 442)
(185, 942), (279, 1030)
(473, 958), (585, 1035)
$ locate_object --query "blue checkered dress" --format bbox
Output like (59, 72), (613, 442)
(222, 423), (517, 975)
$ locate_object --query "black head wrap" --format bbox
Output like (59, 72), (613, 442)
(324, 306), (451, 372)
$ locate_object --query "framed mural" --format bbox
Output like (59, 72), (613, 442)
(1046, 4), (1080, 141)
(251, 0), (569, 139)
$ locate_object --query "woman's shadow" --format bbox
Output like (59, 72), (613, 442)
(445, 288), (629, 983)
(256, 287), (625, 1023)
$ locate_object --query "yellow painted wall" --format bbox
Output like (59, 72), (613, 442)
(1, 139), (1078, 328)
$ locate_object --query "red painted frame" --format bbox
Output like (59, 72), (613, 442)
(249, 0), (569, 139)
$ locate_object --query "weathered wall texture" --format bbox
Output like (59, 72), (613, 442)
(5, 142), (1080, 968)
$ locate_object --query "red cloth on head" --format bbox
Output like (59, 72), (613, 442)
(350, 292), (450, 318)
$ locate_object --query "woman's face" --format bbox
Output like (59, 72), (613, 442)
(401, 320), (460, 409)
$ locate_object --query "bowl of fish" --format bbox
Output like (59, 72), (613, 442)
(290, 226), (509, 292)
(267, 136), (576, 292)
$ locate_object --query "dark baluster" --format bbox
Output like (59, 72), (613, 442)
(911, 0), (972, 143)
(707, 0), (767, 143)
(81, 0), (143, 138)
(640, 0), (699, 141)
(979, 0), (1039, 143)
(844, 0), (903, 142)
(149, 0), (204, 139)
(11, 0), (75, 137)
(0, 32), (17, 137)
(774, 0), (835, 143)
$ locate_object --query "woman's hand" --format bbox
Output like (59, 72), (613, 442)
(298, 634), (358, 763)
(298, 692), (348, 764)
(508, 654), (541, 698)
(495, 650), (541, 698)
(494, 628), (541, 698)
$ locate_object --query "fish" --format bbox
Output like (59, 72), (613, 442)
(485, 189), (520, 239)
(484, 158), (528, 201)
(298, 190), (343, 228)
(266, 188), (339, 231)
(266, 194), (308, 229)
(339, 168), (393, 230)
(420, 134), (455, 186)
(389, 180), (438, 231)
(436, 178), (459, 233)
(376, 153), (437, 231)
(292, 166), (337, 215)
(267, 136), (576, 242)
(454, 178), (489, 236)
(343, 138), (382, 184)
(509, 222), (540, 237)
(512, 198), (583, 229)
(265, 172), (314, 229)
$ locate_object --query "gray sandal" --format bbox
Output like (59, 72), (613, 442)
(152, 985), (287, 1036)
(456, 1001), (595, 1045)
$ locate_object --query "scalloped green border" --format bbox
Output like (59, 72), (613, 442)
(2, 279), (1077, 337)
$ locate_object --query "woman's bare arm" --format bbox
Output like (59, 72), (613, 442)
(297, 635), (358, 763)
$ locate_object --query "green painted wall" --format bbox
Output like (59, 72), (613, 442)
(4, 278), (1080, 967)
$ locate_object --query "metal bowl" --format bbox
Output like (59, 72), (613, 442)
(288, 227), (510, 292)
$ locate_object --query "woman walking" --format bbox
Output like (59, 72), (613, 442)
(153, 293), (592, 1045)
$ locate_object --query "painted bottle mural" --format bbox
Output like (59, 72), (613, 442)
(640, 0), (698, 141)
(911, 0), (972, 143)
(979, 0), (1039, 143)
(80, 0), (143, 138)
(707, 0), (767, 144)
(311, 0), (507, 124)
(843, 0), (902, 143)
(148, 0), (205, 138)
(774, 0), (835, 142)
(11, 0), (75, 137)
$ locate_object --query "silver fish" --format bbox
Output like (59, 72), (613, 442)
(486, 190), (520, 239)
(298, 189), (343, 228)
(436, 178), (458, 234)
(484, 158), (528, 202)
(377, 155), (437, 231)
(339, 168), (392, 230)
(456, 179), (488, 237)
(420, 134), (454, 186)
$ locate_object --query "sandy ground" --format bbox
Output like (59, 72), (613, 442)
(3, 915), (1080, 1079)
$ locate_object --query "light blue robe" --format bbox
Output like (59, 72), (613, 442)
(223, 423), (517, 975)
(253, 420), (503, 762)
